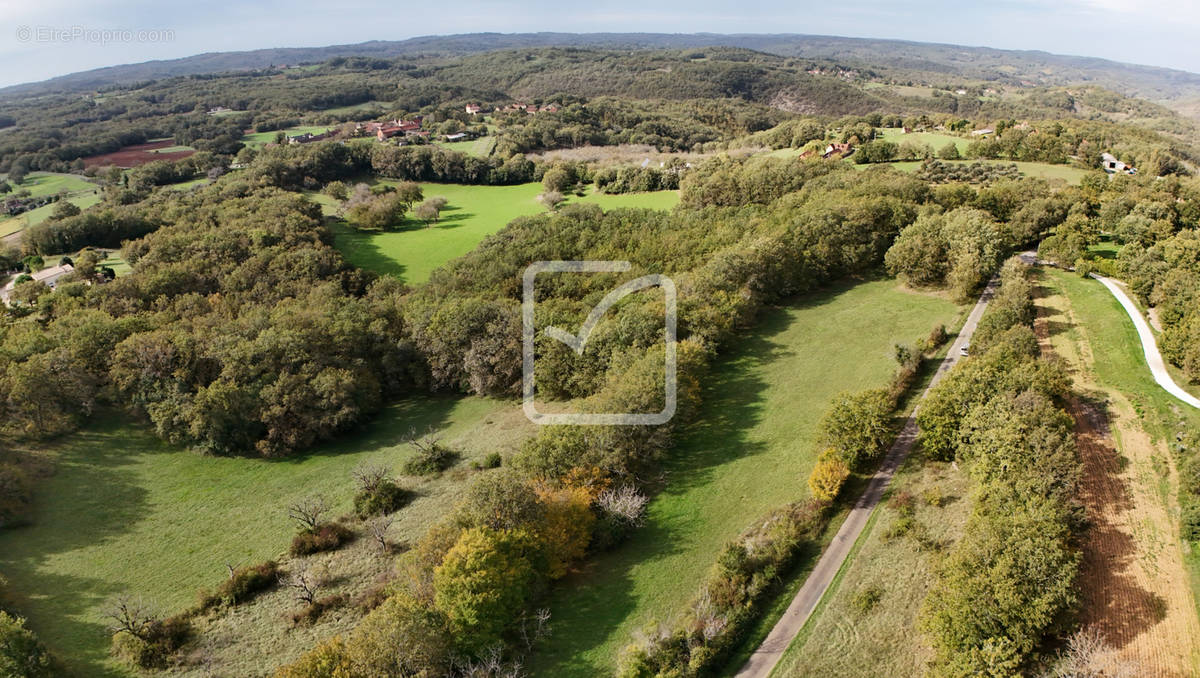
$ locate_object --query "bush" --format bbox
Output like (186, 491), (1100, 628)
(0, 463), (32, 528)
(353, 479), (411, 518)
(0, 611), (55, 677)
(402, 437), (457, 476)
(289, 594), (348, 627)
(851, 586), (884, 615)
(470, 452), (502, 471)
(290, 522), (354, 556)
(110, 616), (190, 670)
(1182, 500), (1200, 542)
(808, 450), (851, 503)
(199, 561), (279, 609)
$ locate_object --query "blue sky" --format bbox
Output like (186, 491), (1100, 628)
(1, 0), (1198, 88)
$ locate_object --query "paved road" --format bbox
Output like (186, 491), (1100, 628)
(733, 274), (1001, 678)
(1090, 274), (1200, 409)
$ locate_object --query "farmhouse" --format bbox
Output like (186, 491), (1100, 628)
(822, 142), (854, 159)
(1, 263), (73, 304)
(1101, 152), (1137, 175)
(971, 128), (995, 137)
(287, 131), (333, 144)
(465, 104), (482, 114)
(444, 132), (468, 142)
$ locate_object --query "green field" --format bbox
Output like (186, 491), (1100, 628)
(0, 172), (101, 237)
(0, 397), (533, 677)
(877, 128), (970, 155)
(527, 278), (962, 677)
(240, 126), (334, 148)
(3, 171), (96, 199)
(330, 182), (678, 284)
(437, 135), (497, 157)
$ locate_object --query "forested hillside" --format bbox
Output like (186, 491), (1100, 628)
(7, 32), (1200, 114)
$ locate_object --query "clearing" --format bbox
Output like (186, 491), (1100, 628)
(526, 278), (962, 677)
(1039, 269), (1200, 676)
(769, 456), (970, 677)
(240, 126), (334, 148)
(0, 172), (102, 238)
(855, 159), (1091, 183)
(877, 128), (970, 155)
(326, 181), (678, 284)
(0, 396), (534, 677)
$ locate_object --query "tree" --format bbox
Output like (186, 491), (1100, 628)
(808, 449), (851, 503)
(538, 190), (565, 210)
(542, 165), (574, 194)
(433, 527), (541, 652)
(414, 198), (445, 226)
(8, 163), (27, 186)
(284, 561), (326, 605)
(287, 495), (330, 531)
(457, 468), (545, 531)
(368, 515), (394, 552)
(0, 611), (54, 677)
(938, 142), (961, 160)
(819, 389), (894, 469)
(323, 180), (349, 201)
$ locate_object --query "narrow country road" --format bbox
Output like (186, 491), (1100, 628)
(733, 268), (1006, 678)
(1090, 274), (1200, 409)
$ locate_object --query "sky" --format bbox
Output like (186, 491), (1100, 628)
(0, 0), (1198, 88)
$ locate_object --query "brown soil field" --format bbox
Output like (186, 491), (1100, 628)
(82, 139), (194, 168)
(1036, 278), (1200, 677)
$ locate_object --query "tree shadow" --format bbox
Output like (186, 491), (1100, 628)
(0, 416), (157, 676)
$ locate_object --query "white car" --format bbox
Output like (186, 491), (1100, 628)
(959, 344), (969, 357)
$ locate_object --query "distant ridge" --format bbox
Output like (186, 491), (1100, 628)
(5, 32), (1200, 110)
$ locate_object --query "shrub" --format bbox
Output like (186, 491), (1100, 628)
(203, 561), (279, 608)
(0, 463), (32, 528)
(592, 486), (649, 551)
(110, 616), (190, 670)
(0, 611), (55, 677)
(290, 522), (354, 556)
(353, 479), (411, 518)
(927, 323), (949, 349)
(290, 594), (348, 627)
(402, 436), (457, 476)
(808, 450), (851, 503)
(470, 452), (502, 471)
(1182, 500), (1200, 542)
(851, 586), (884, 615)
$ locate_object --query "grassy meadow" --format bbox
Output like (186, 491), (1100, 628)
(877, 128), (970, 154)
(527, 278), (963, 677)
(854, 159), (1091, 183)
(327, 181), (679, 284)
(240, 126), (334, 148)
(771, 455), (970, 677)
(0, 397), (534, 677)
(0, 172), (102, 237)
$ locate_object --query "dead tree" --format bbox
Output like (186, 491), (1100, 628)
(368, 514), (394, 552)
(287, 495), (329, 531)
(283, 562), (324, 605)
(105, 595), (157, 640)
(353, 462), (391, 494)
